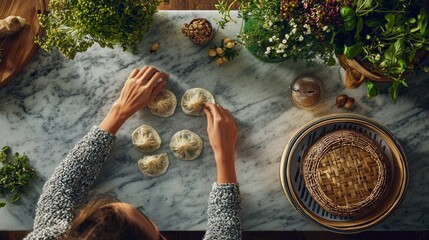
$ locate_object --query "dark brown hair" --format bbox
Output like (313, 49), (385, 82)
(61, 195), (153, 240)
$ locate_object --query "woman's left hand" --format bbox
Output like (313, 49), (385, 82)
(99, 66), (168, 134)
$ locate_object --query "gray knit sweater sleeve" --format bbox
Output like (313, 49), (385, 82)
(24, 126), (115, 240)
(203, 183), (242, 240)
(24, 126), (241, 240)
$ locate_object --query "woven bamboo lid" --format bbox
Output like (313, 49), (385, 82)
(302, 129), (392, 217)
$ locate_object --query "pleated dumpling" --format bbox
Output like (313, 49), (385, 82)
(181, 88), (215, 116)
(148, 89), (177, 117)
(138, 153), (169, 177)
(169, 130), (203, 160)
(131, 125), (161, 152)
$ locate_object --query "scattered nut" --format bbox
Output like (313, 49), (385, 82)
(344, 97), (355, 109)
(336, 94), (355, 109)
(336, 94), (348, 108)
(208, 49), (217, 57)
(150, 43), (160, 53)
(216, 47), (224, 56)
(208, 37), (239, 66)
(224, 37), (233, 44)
(225, 41), (235, 49)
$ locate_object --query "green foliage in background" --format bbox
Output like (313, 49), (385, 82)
(335, 0), (429, 103)
(36, 0), (168, 59)
(216, 0), (429, 103)
(0, 146), (38, 208)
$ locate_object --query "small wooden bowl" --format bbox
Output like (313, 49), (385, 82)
(181, 18), (214, 46)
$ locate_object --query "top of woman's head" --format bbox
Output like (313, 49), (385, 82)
(60, 195), (155, 240)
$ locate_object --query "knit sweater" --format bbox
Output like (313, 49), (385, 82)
(24, 126), (241, 240)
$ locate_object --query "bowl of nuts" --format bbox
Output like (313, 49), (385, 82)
(181, 18), (214, 45)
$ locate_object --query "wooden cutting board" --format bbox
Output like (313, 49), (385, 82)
(0, 0), (47, 88)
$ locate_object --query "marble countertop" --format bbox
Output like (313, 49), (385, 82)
(1, 11), (428, 231)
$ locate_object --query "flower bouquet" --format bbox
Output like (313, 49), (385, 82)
(216, 0), (429, 102)
(217, 0), (344, 64)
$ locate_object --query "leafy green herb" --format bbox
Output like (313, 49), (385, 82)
(366, 80), (380, 97)
(215, 0), (239, 29)
(337, 0), (429, 102)
(216, 0), (429, 103)
(36, 0), (168, 59)
(345, 42), (364, 59)
(0, 146), (38, 208)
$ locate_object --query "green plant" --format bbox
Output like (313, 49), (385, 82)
(0, 146), (38, 208)
(37, 0), (168, 59)
(335, 0), (429, 103)
(216, 0), (347, 65)
(217, 0), (429, 103)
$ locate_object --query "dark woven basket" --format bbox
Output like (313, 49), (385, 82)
(302, 129), (392, 217)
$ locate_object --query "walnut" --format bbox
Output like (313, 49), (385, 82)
(181, 18), (214, 45)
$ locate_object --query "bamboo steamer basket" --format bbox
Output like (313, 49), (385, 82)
(301, 129), (392, 218)
(280, 113), (408, 233)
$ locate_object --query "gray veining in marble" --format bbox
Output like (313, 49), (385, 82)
(0, 11), (428, 231)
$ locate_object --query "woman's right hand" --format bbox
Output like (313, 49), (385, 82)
(204, 103), (238, 183)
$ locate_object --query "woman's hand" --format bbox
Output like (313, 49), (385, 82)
(99, 67), (168, 135)
(204, 103), (238, 183)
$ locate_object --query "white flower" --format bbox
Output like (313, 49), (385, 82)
(299, 35), (304, 42)
(283, 54), (288, 57)
(282, 39), (287, 44)
(266, 47), (271, 51)
(291, 28), (297, 34)
(276, 50), (284, 53)
(269, 38), (273, 42)
(322, 26), (329, 31)
(303, 24), (310, 29)
(375, 54), (381, 61)
(278, 43), (286, 49)
(284, 34), (290, 40)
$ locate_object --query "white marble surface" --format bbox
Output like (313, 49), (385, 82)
(0, 11), (428, 231)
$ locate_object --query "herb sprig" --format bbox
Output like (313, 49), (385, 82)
(36, 0), (168, 59)
(0, 146), (38, 208)
(336, 0), (429, 103)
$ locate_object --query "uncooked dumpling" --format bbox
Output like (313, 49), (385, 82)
(148, 89), (177, 117)
(137, 153), (169, 177)
(181, 88), (215, 116)
(131, 125), (161, 152)
(170, 130), (203, 160)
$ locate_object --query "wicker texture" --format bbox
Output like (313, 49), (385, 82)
(302, 130), (392, 217)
